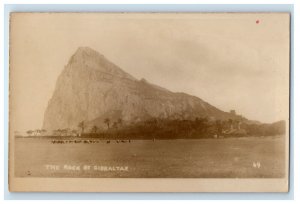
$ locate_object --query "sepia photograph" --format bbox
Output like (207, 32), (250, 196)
(9, 12), (290, 192)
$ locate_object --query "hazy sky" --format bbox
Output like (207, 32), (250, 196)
(10, 13), (290, 131)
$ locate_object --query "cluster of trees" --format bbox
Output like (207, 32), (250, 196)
(103, 118), (123, 129)
(79, 117), (286, 139)
(106, 118), (238, 139)
(52, 128), (78, 136)
(25, 128), (79, 137)
(77, 118), (123, 134)
(24, 117), (285, 139)
(241, 120), (286, 136)
(26, 129), (47, 136)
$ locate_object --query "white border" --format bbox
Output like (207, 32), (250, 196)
(1, 0), (298, 202)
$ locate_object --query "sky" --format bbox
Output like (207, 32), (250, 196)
(10, 13), (290, 132)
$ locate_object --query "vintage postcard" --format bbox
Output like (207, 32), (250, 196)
(9, 13), (290, 192)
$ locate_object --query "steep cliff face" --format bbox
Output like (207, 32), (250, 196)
(43, 47), (233, 130)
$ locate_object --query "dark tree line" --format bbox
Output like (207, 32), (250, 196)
(23, 118), (285, 139)
(81, 118), (286, 139)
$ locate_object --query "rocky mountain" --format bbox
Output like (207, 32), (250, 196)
(43, 47), (242, 131)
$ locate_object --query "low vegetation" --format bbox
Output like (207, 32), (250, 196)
(21, 117), (285, 139)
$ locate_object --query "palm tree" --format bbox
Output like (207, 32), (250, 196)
(34, 129), (41, 136)
(117, 118), (123, 126)
(78, 121), (85, 134)
(91, 125), (98, 133)
(41, 129), (47, 136)
(61, 128), (68, 136)
(26, 130), (33, 136)
(104, 118), (110, 129)
(112, 122), (118, 129)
